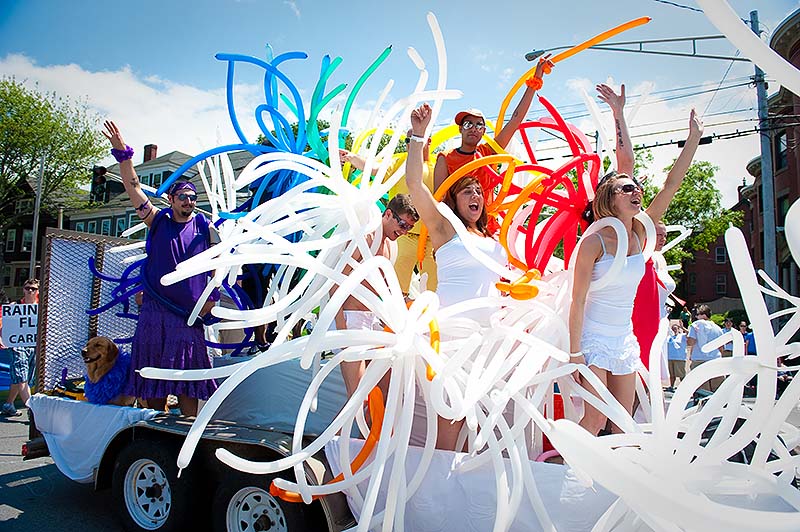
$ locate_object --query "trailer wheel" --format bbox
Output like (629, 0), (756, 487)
(112, 440), (197, 532)
(212, 472), (309, 532)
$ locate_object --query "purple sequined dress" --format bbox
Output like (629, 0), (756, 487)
(124, 210), (218, 400)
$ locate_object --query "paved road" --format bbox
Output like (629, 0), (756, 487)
(0, 408), (118, 531)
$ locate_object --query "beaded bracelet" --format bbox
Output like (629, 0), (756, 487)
(525, 76), (544, 91)
(110, 145), (135, 163)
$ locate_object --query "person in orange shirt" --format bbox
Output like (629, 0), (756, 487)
(433, 56), (554, 235)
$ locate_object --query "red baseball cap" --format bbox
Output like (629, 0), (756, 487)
(454, 108), (485, 126)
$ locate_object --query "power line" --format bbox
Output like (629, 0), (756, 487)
(650, 0), (704, 14)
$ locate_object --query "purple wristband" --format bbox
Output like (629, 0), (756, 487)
(110, 145), (134, 163)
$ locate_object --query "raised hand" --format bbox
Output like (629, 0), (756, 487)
(596, 83), (625, 115)
(101, 120), (127, 151)
(410, 103), (432, 136)
(534, 54), (554, 79)
(688, 108), (704, 138)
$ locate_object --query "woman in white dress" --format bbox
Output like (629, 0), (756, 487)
(406, 103), (506, 450)
(569, 110), (703, 435)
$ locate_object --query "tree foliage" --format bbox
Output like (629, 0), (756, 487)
(642, 159), (742, 269)
(0, 78), (106, 232)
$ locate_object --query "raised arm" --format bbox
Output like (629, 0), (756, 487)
(494, 56), (554, 150)
(101, 121), (158, 227)
(646, 110), (703, 222)
(597, 83), (633, 176)
(407, 104), (454, 249)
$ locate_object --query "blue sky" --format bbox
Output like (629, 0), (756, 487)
(1, 0), (798, 206)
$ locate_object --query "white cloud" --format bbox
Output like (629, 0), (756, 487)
(0, 53), (289, 165)
(283, 0), (301, 18)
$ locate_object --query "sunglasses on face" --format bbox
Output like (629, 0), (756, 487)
(24, 286), (38, 292)
(614, 183), (641, 194)
(175, 193), (197, 202)
(461, 120), (486, 131)
(390, 210), (414, 231)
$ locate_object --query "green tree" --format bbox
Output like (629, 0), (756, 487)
(642, 159), (742, 269)
(0, 78), (106, 233)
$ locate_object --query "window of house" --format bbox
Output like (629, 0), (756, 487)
(152, 172), (162, 188)
(688, 272), (696, 295)
(2, 265), (11, 286)
(15, 199), (33, 214)
(101, 219), (111, 236)
(75, 221), (85, 232)
(778, 195), (790, 227)
(775, 130), (788, 170)
(140, 173), (151, 187)
(14, 267), (29, 287)
(5, 229), (16, 252)
(715, 246), (726, 264)
(21, 229), (33, 252)
(716, 273), (727, 295)
(116, 217), (127, 237)
(87, 220), (97, 234)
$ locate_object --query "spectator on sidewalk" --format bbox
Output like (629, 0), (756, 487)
(687, 304), (724, 392)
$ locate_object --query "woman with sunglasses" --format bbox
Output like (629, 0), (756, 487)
(569, 109), (703, 436)
(407, 103), (508, 450)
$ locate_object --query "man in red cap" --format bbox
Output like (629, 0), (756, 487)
(433, 57), (553, 234)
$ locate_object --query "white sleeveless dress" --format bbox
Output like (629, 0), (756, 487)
(435, 232), (506, 308)
(581, 232), (646, 375)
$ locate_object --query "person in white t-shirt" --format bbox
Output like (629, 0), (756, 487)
(687, 304), (724, 391)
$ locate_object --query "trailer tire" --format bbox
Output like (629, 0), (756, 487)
(212, 471), (309, 532)
(112, 439), (198, 532)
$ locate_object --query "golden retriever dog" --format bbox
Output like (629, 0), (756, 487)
(81, 336), (135, 407)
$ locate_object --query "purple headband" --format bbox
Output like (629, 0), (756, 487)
(168, 181), (196, 195)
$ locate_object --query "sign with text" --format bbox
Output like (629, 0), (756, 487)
(1, 304), (38, 347)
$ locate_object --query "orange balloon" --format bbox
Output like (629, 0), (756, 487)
(495, 17), (651, 131)
(416, 154), (516, 266)
(271, 386), (386, 503)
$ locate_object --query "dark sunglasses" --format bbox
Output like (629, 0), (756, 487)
(614, 183), (641, 194)
(461, 120), (486, 131)
(24, 286), (38, 292)
(176, 193), (197, 202)
(390, 210), (414, 231)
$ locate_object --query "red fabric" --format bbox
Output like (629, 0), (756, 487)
(632, 258), (659, 369)
(437, 144), (500, 234)
(542, 392), (565, 453)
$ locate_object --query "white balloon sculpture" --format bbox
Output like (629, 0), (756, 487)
(132, 8), (800, 532)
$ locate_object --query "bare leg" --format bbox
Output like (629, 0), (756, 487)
(6, 383), (20, 406)
(436, 417), (464, 451)
(606, 372), (637, 433)
(341, 361), (367, 398)
(578, 365), (609, 436)
(178, 395), (198, 416)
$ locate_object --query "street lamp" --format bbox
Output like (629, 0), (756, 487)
(527, 13), (778, 314)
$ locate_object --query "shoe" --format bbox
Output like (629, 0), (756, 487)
(1, 403), (20, 417)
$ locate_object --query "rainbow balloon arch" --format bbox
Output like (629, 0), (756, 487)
(95, 4), (800, 531)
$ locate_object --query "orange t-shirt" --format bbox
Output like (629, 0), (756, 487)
(437, 143), (500, 234)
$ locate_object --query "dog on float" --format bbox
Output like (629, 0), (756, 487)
(81, 336), (135, 406)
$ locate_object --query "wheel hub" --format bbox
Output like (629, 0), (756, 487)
(124, 458), (172, 530)
(227, 486), (287, 532)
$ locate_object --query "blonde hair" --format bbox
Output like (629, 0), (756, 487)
(592, 173), (641, 221)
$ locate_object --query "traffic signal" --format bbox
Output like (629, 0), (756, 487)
(90, 165), (107, 203)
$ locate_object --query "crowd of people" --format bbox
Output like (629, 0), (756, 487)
(5, 59), (774, 440)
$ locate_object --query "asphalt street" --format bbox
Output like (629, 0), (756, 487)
(0, 408), (118, 531)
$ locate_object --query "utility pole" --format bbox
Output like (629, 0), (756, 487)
(28, 154), (45, 279)
(751, 10), (778, 315)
